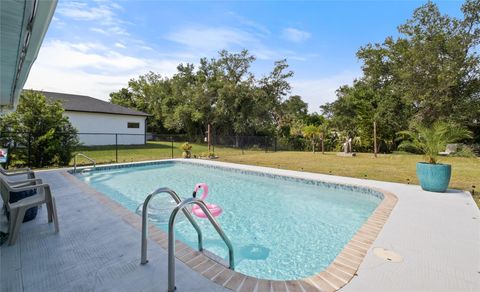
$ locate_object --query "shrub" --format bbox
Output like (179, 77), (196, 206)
(451, 145), (476, 158)
(181, 142), (192, 158)
(0, 91), (79, 167)
(180, 142), (192, 151)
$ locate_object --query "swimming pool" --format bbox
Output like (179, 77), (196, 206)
(74, 160), (382, 281)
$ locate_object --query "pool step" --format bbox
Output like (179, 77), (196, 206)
(202, 249), (229, 268)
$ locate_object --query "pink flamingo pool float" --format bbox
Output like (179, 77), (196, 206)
(192, 183), (223, 218)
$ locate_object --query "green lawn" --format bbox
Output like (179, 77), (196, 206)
(72, 141), (260, 165)
(72, 142), (480, 207)
(219, 151), (480, 207)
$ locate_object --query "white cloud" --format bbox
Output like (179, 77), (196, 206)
(282, 28), (311, 43)
(57, 2), (115, 22)
(291, 71), (360, 113)
(35, 41), (146, 72)
(165, 26), (295, 61)
(139, 45), (154, 51)
(114, 42), (126, 49)
(51, 16), (66, 28)
(108, 26), (129, 36)
(166, 27), (257, 51)
(165, 25), (312, 61)
(24, 38), (356, 111)
(28, 5), (346, 106)
(90, 26), (129, 36)
(225, 11), (271, 36)
(24, 40), (180, 100)
(70, 42), (107, 53)
(57, 1), (128, 36)
(109, 2), (124, 11)
(90, 27), (108, 35)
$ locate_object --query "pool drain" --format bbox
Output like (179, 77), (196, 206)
(373, 247), (403, 263)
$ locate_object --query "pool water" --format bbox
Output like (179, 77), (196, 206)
(76, 161), (381, 280)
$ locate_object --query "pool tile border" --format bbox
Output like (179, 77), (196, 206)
(62, 161), (398, 292)
(71, 160), (385, 203)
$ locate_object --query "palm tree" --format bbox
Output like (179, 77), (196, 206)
(398, 122), (472, 164)
(302, 125), (320, 153)
(319, 122), (329, 154)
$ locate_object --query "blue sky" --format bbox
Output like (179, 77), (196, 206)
(25, 0), (465, 112)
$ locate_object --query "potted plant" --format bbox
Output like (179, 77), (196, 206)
(181, 142), (192, 158)
(398, 122), (472, 192)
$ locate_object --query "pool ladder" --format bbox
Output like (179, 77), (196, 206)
(140, 187), (234, 292)
(73, 153), (96, 173)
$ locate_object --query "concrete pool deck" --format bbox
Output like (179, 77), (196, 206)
(1, 159), (479, 291)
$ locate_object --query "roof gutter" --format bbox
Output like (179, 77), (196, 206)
(64, 109), (151, 117)
(10, 0), (57, 108)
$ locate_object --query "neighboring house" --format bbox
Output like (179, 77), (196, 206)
(41, 91), (149, 146)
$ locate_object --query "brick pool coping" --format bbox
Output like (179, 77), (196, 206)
(62, 163), (398, 292)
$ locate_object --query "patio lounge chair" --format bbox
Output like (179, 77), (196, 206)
(0, 165), (35, 179)
(439, 144), (458, 156)
(0, 167), (38, 222)
(0, 174), (59, 245)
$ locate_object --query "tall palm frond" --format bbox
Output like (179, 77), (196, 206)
(397, 122), (472, 163)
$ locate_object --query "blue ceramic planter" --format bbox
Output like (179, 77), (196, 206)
(416, 162), (451, 192)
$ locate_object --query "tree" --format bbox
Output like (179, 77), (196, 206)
(109, 88), (135, 108)
(277, 95), (308, 138)
(259, 59), (295, 134)
(357, 0), (479, 137)
(162, 63), (202, 135)
(215, 50), (260, 135)
(110, 72), (169, 133)
(282, 95), (308, 117)
(324, 0), (480, 149)
(302, 125), (321, 153)
(319, 122), (330, 154)
(395, 1), (479, 127)
(0, 91), (79, 167)
(109, 50), (304, 138)
(302, 112), (325, 127)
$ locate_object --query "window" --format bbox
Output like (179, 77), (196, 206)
(127, 122), (140, 129)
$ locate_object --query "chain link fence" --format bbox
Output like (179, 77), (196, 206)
(2, 131), (478, 169)
(1, 131), (292, 168)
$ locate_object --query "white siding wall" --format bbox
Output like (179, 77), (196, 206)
(64, 111), (146, 146)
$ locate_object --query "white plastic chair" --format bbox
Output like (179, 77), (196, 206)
(439, 144), (458, 156)
(0, 174), (59, 245)
(0, 165), (35, 179)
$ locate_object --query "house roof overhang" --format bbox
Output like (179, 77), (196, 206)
(0, 0), (57, 110)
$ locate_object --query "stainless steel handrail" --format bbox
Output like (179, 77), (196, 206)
(73, 153), (96, 173)
(168, 197), (234, 292)
(140, 187), (203, 264)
